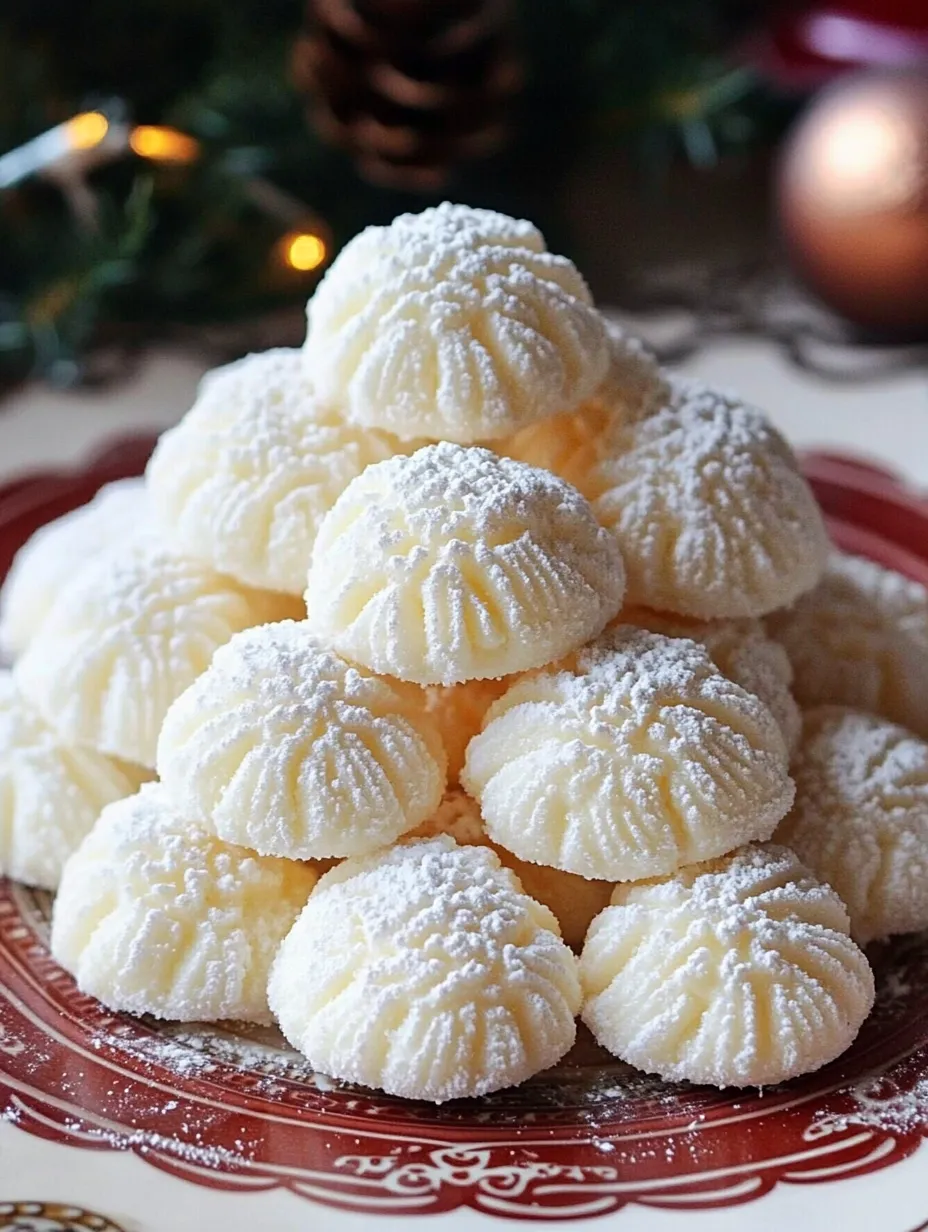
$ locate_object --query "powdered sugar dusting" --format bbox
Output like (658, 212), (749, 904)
(304, 202), (609, 442)
(621, 607), (801, 753)
(12, 540), (298, 767)
(157, 619), (447, 858)
(581, 843), (875, 1087)
(268, 836), (581, 1102)
(0, 669), (149, 889)
(463, 626), (793, 880)
(592, 378), (829, 618)
(148, 348), (411, 593)
(779, 705), (928, 944)
(0, 477), (148, 659)
(768, 551), (928, 738)
(50, 783), (317, 1022)
(307, 443), (625, 684)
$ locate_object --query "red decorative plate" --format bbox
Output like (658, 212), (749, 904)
(3, 440), (928, 1226)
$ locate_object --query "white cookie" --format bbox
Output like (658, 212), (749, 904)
(147, 349), (411, 594)
(306, 443), (625, 685)
(157, 621), (447, 859)
(463, 626), (793, 880)
(303, 202), (609, 442)
(768, 552), (928, 738)
(51, 785), (318, 1022)
(581, 844), (874, 1086)
(14, 541), (299, 767)
(268, 837), (581, 1101)
(621, 607), (801, 754)
(779, 706), (928, 943)
(0, 670), (148, 888)
(592, 380), (828, 618)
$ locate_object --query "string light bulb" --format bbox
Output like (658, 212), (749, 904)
(129, 126), (200, 164)
(280, 230), (328, 272)
(67, 112), (110, 151)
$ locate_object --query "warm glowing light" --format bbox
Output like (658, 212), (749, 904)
(283, 232), (327, 271)
(815, 100), (923, 214)
(67, 112), (110, 151)
(129, 126), (200, 163)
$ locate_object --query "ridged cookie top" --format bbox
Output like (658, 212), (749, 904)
(147, 348), (409, 594)
(303, 202), (609, 442)
(779, 706), (928, 944)
(157, 620), (446, 859)
(51, 784), (318, 1023)
(13, 541), (298, 767)
(621, 607), (801, 754)
(268, 836), (581, 1102)
(768, 552), (928, 738)
(592, 379), (828, 618)
(0, 670), (148, 889)
(306, 443), (625, 685)
(462, 626), (793, 880)
(581, 843), (874, 1086)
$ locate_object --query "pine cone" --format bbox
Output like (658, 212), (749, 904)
(293, 0), (522, 191)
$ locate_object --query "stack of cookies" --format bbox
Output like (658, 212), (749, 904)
(1, 203), (926, 1103)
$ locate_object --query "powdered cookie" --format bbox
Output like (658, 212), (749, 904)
(411, 788), (613, 949)
(622, 607), (801, 753)
(501, 326), (670, 491)
(303, 202), (609, 442)
(14, 542), (297, 767)
(147, 349), (411, 594)
(268, 837), (580, 1101)
(581, 843), (874, 1086)
(462, 626), (793, 880)
(157, 621), (446, 859)
(0, 479), (147, 658)
(592, 379), (828, 618)
(0, 671), (148, 889)
(779, 706), (928, 944)
(51, 785), (318, 1022)
(768, 552), (928, 738)
(306, 443), (625, 685)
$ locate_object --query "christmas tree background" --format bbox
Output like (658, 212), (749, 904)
(0, 0), (794, 385)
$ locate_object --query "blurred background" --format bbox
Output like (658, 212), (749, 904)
(0, 0), (926, 391)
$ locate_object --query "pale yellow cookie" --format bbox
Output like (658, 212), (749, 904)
(0, 671), (149, 889)
(13, 542), (298, 768)
(501, 326), (670, 490)
(411, 788), (613, 949)
(592, 379), (828, 618)
(621, 606), (801, 754)
(306, 443), (625, 685)
(768, 552), (928, 738)
(462, 626), (793, 880)
(147, 349), (411, 595)
(51, 784), (318, 1022)
(303, 202), (609, 442)
(0, 479), (147, 658)
(422, 677), (511, 782)
(778, 706), (928, 944)
(581, 843), (874, 1087)
(268, 836), (581, 1101)
(157, 621), (447, 859)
